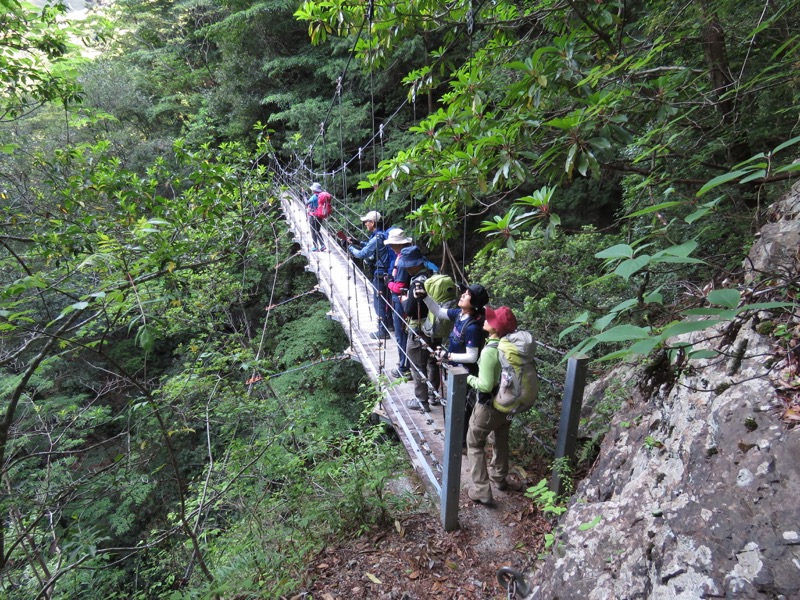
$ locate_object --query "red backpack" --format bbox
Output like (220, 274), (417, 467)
(314, 192), (332, 218)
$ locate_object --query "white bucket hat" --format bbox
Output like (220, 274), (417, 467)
(386, 228), (413, 245)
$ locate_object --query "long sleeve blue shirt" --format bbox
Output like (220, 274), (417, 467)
(349, 230), (389, 272)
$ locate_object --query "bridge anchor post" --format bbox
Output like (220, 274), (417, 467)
(551, 354), (589, 496)
(440, 366), (468, 532)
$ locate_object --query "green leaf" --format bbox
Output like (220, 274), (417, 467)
(135, 324), (155, 352)
(593, 313), (617, 332)
(650, 256), (704, 265)
(660, 319), (723, 340)
(588, 137), (612, 151)
(707, 289), (740, 309)
(594, 324), (651, 343)
(685, 207), (711, 224)
(774, 162), (800, 174)
(688, 349), (718, 360)
(696, 170), (750, 197)
(578, 515), (602, 531)
(608, 298), (638, 313)
(626, 337), (661, 355)
(558, 322), (583, 341)
(595, 244), (633, 259)
(625, 201), (684, 218)
(682, 308), (736, 318)
(772, 134), (800, 155)
(736, 301), (795, 313)
(739, 169), (766, 184)
(597, 337), (660, 361)
(613, 255), (650, 280)
(643, 291), (663, 304)
(657, 240), (697, 258)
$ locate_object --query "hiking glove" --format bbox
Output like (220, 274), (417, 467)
(413, 282), (427, 299)
(434, 348), (450, 362)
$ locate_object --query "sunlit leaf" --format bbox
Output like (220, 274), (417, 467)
(659, 319), (723, 340)
(594, 324), (651, 342)
(707, 289), (740, 309)
(595, 244), (633, 259)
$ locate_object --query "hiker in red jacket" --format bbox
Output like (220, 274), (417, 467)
(306, 182), (328, 251)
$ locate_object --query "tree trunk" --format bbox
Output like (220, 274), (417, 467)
(698, 2), (750, 164)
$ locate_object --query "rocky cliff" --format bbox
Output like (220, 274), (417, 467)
(525, 183), (800, 599)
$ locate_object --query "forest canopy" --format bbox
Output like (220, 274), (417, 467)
(1, 0), (798, 596)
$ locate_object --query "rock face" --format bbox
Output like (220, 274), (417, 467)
(744, 183), (800, 284)
(525, 182), (800, 599)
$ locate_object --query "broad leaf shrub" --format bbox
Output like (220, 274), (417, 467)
(470, 228), (628, 344)
(470, 228), (631, 457)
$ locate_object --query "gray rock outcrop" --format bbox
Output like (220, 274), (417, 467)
(525, 181), (800, 599)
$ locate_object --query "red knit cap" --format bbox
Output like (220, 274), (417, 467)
(485, 306), (517, 338)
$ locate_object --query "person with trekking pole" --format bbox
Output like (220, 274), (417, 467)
(397, 246), (439, 412)
(421, 282), (489, 446)
(386, 229), (414, 380)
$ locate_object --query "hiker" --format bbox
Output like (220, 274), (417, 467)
(305, 182), (328, 251)
(398, 246), (440, 412)
(465, 306), (519, 504)
(348, 211), (393, 339)
(386, 228), (414, 380)
(422, 282), (489, 443)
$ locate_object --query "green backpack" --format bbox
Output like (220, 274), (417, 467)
(492, 330), (539, 414)
(422, 274), (458, 339)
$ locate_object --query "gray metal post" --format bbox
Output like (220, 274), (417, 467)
(551, 355), (589, 496)
(441, 366), (468, 532)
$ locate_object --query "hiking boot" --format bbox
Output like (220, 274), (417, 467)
(391, 369), (411, 381)
(468, 488), (493, 504)
(429, 396), (441, 406)
(406, 399), (430, 412)
(370, 330), (390, 340)
(495, 478), (522, 492)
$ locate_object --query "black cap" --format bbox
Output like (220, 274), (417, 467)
(466, 283), (489, 309)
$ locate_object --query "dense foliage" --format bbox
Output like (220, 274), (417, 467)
(1, 0), (797, 596)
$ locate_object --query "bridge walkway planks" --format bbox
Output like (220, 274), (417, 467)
(279, 193), (474, 500)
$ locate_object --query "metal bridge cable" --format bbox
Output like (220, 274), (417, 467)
(295, 0), (494, 187)
(267, 0), (496, 200)
(298, 16), (369, 169)
(247, 220), (284, 394)
(247, 353), (351, 385)
(462, 201), (467, 269)
(337, 77), (348, 203)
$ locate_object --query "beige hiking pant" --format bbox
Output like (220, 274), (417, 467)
(467, 402), (511, 501)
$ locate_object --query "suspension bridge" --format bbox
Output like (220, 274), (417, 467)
(279, 191), (467, 502)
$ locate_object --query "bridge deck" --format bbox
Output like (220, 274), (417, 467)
(280, 194), (472, 499)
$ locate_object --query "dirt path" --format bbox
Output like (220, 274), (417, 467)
(298, 472), (551, 599)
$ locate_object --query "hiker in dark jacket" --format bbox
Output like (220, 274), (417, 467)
(398, 246), (440, 412)
(386, 228), (414, 379)
(466, 306), (518, 505)
(348, 210), (392, 339)
(422, 282), (489, 443)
